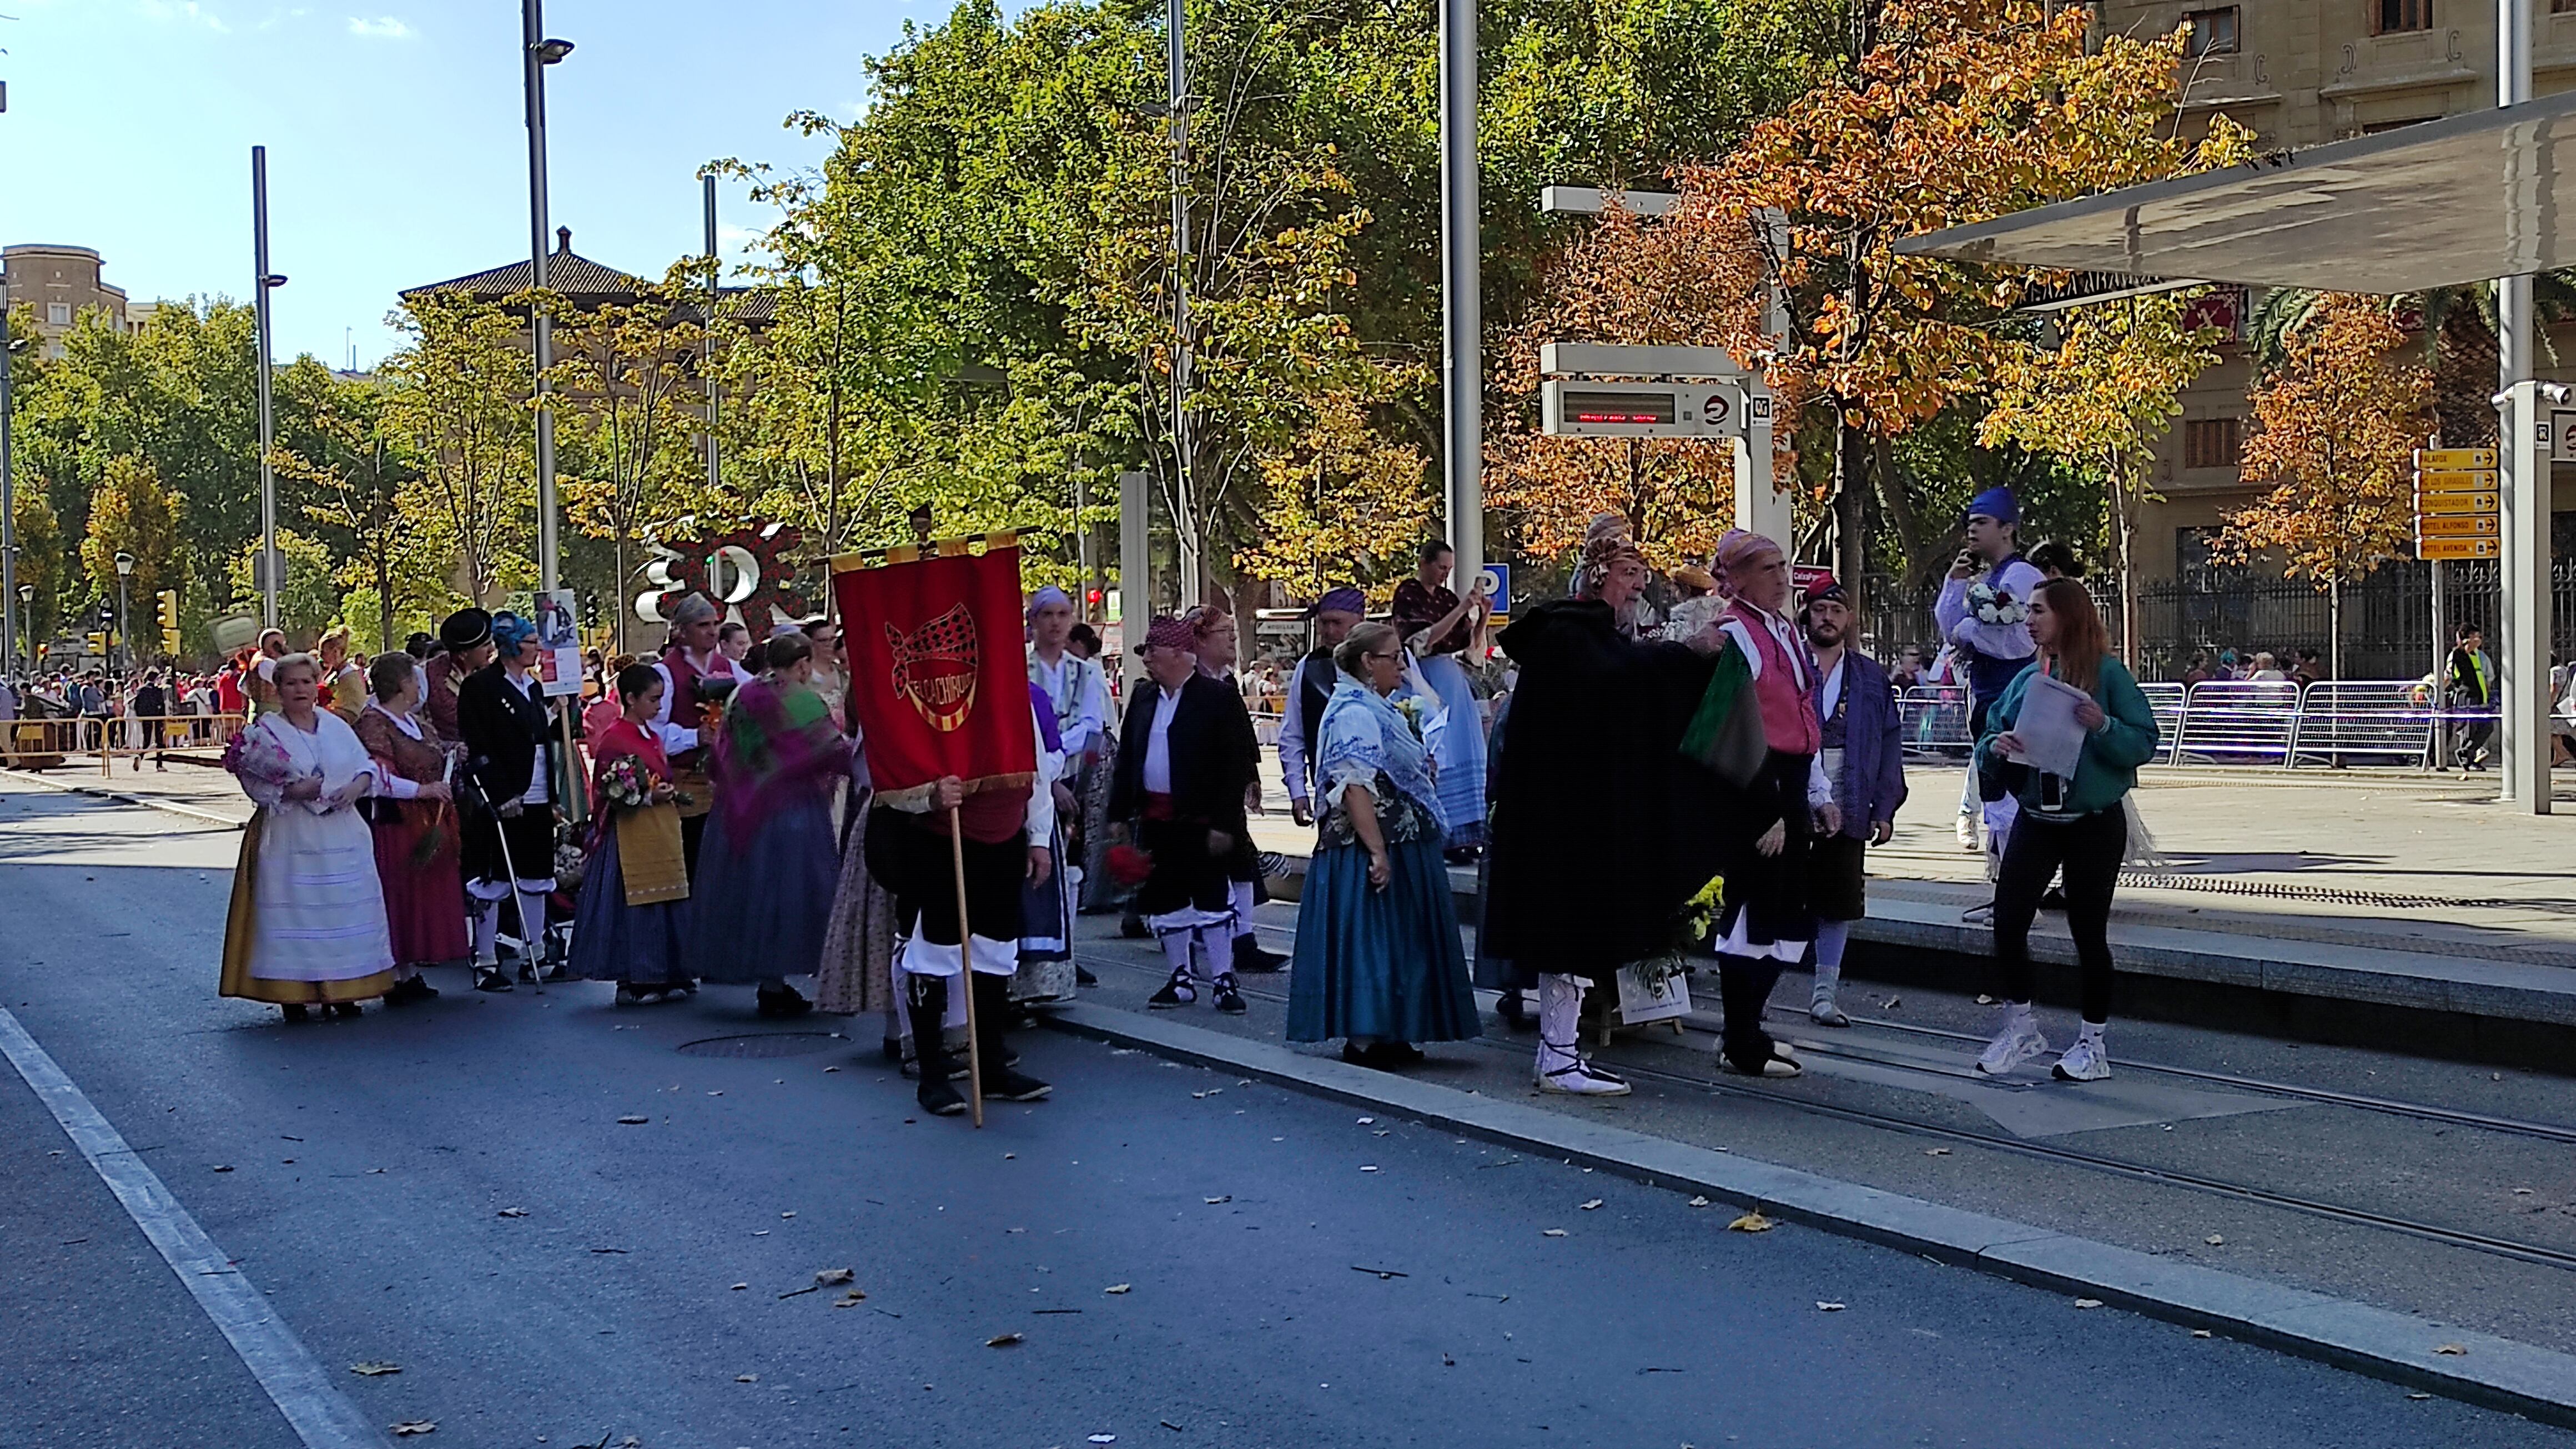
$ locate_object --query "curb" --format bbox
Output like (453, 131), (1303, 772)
(1, 768), (246, 829)
(1045, 1000), (2576, 1430)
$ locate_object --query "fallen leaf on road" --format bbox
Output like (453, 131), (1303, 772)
(1541, 1229), (1567, 1237)
(1925, 1149), (1951, 1158)
(987, 1332), (1024, 1347)
(1359, 1165), (1380, 1173)
(1204, 1195), (1231, 1204)
(2514, 1188), (2535, 1195)
(2434, 1344), (2467, 1356)
(2409, 1392), (2435, 1400)
(615, 1116), (648, 1125)
(497, 1208), (528, 1219)
(1160, 1421), (1183, 1432)
(833, 1290), (866, 1307)
(1579, 1199), (1603, 1211)
(1089, 1436), (1118, 1444)
(1351, 1265), (1408, 1280)
(390, 1423), (436, 1437)
(1190, 1089), (1222, 1099)
(1104, 1284), (1131, 1295)
(213, 1165), (234, 1173)
(1975, 994), (1994, 1005)
(2074, 1299), (2104, 1310)
(1883, 997), (1900, 1008)
(1356, 1117), (1373, 1124)
(731, 1284), (748, 1291)
(816, 1267), (854, 1285)
(1442, 1353), (1456, 1366)
(781, 1211), (796, 1219)
(2205, 1234), (2226, 1246)
(349, 1362), (401, 1376)
(1816, 1301), (1846, 1312)
(1727, 1213), (1773, 1234)
(1687, 1196), (1710, 1208)
(823, 1065), (841, 1073)
(2192, 1331), (2213, 1339)
(736, 1374), (758, 1383)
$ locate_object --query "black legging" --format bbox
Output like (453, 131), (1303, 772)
(1992, 806), (2126, 1023)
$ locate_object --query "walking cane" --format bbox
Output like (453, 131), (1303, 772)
(465, 772), (546, 996)
(948, 803), (985, 1129)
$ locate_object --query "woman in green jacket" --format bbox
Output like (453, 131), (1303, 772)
(1972, 578), (2160, 1081)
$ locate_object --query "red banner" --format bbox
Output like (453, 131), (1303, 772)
(832, 543), (1037, 794)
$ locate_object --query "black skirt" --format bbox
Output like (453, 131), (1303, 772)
(1715, 749), (1816, 950)
(1810, 833), (1867, 924)
(464, 804), (556, 887)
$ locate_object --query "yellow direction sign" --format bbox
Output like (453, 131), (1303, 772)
(2418, 537), (2500, 561)
(2416, 469), (2499, 492)
(2416, 447), (2498, 470)
(2418, 514), (2501, 537)
(2417, 491), (2500, 515)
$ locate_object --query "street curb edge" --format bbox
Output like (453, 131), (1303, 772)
(1, 768), (246, 829)
(1045, 1000), (2576, 1431)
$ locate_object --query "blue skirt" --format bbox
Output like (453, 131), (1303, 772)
(567, 827), (692, 987)
(687, 797), (839, 984)
(1417, 654), (1488, 847)
(1286, 838), (1480, 1045)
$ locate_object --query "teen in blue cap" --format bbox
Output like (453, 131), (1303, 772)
(1934, 487), (2046, 922)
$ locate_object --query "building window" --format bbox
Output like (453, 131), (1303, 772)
(46, 303), (72, 326)
(2185, 418), (2242, 470)
(2373, 0), (2432, 34)
(2183, 7), (2240, 55)
(2557, 0), (2576, 14)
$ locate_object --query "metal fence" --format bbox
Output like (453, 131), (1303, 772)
(1863, 560), (2576, 683)
(1894, 680), (2483, 770)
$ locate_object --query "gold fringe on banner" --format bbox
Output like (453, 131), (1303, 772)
(829, 531), (1021, 575)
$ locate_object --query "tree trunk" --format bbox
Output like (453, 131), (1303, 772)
(2329, 574), (2343, 680)
(613, 531), (630, 654)
(1834, 409), (1868, 610)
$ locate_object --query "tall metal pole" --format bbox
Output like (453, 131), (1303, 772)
(1166, 0), (1201, 607)
(524, 0), (560, 596)
(253, 145), (281, 628)
(2, 285), (17, 672)
(703, 173), (722, 497)
(1438, 0), (1483, 586)
(2499, 1), (2547, 812)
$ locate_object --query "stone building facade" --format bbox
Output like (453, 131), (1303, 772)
(2, 244), (132, 360)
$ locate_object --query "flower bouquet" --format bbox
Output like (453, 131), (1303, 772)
(1391, 695), (1434, 741)
(1967, 580), (2027, 628)
(600, 754), (661, 810)
(1106, 842), (1155, 888)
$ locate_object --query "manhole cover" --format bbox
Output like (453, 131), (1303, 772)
(675, 1033), (839, 1059)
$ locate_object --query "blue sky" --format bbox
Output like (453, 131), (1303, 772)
(2, 1), (929, 367)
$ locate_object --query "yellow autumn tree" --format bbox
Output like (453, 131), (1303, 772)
(2215, 295), (2432, 669)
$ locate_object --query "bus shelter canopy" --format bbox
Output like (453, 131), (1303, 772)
(1895, 90), (2576, 295)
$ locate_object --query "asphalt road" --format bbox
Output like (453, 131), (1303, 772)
(1, 777), (2567, 1448)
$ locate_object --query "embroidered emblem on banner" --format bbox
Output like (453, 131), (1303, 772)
(887, 603), (980, 731)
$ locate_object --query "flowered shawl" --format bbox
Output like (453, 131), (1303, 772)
(1315, 673), (1437, 813)
(708, 677), (848, 836)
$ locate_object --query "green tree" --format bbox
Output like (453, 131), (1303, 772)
(272, 360), (416, 653)
(378, 290), (537, 608)
(226, 528), (345, 639)
(12, 487), (66, 648)
(81, 454), (184, 602)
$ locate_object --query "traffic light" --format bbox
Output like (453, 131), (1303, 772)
(85, 631), (107, 656)
(157, 590), (181, 657)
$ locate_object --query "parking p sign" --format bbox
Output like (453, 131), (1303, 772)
(1474, 563), (1511, 616)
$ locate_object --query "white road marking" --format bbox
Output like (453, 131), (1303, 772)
(0, 1007), (393, 1448)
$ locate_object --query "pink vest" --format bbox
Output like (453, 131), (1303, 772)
(1726, 603), (1823, 756)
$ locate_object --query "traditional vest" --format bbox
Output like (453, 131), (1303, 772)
(1727, 602), (1823, 756)
(661, 645), (710, 734)
(1294, 652), (1332, 786)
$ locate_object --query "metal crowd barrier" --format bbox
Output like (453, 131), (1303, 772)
(92, 713), (247, 774)
(1901, 678), (2469, 772)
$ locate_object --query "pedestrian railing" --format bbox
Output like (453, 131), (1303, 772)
(2170, 680), (2303, 766)
(93, 713), (247, 776)
(1896, 687), (1973, 758)
(2287, 682), (2438, 767)
(2139, 682), (2188, 752)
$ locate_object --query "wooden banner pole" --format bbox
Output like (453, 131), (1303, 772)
(948, 803), (986, 1128)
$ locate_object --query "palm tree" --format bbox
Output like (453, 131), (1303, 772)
(2247, 279), (2576, 446)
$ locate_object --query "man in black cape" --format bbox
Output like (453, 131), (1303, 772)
(1482, 529), (1725, 1095)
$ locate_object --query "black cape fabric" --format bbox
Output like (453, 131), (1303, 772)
(1481, 598), (1725, 987)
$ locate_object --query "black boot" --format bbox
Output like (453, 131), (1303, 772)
(973, 972), (1051, 1103)
(1232, 933), (1287, 974)
(908, 978), (966, 1116)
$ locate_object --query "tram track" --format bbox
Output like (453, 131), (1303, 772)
(1070, 944), (2576, 1277)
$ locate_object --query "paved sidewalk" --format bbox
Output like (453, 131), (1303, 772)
(3, 759), (249, 826)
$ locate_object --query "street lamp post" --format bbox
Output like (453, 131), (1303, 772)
(524, 2), (573, 597)
(113, 551), (134, 675)
(16, 584), (31, 671)
(1438, 0), (1482, 587)
(2, 299), (16, 673)
(252, 145), (287, 627)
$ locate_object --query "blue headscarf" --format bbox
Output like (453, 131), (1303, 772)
(1315, 670), (1437, 814)
(490, 611), (539, 653)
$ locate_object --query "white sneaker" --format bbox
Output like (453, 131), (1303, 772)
(2052, 1032), (2111, 1081)
(1976, 1012), (2049, 1075)
(1809, 992), (1850, 1027)
(1955, 813), (1980, 851)
(1961, 902), (1995, 926)
(1535, 1058), (1633, 1095)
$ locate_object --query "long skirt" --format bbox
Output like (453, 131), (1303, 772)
(1286, 838), (1480, 1045)
(1014, 816), (1078, 1004)
(220, 807), (398, 1005)
(687, 796), (838, 984)
(814, 793), (900, 1015)
(1416, 653), (1488, 847)
(369, 805), (468, 967)
(567, 827), (692, 987)
(1074, 747), (1119, 912)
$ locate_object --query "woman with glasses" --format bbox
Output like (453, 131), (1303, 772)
(1286, 622), (1479, 1067)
